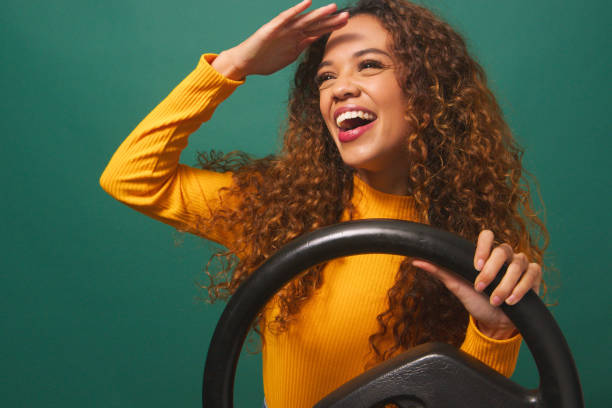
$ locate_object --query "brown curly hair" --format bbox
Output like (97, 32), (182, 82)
(198, 0), (548, 365)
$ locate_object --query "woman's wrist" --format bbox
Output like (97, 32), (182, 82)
(475, 319), (519, 340)
(211, 50), (247, 81)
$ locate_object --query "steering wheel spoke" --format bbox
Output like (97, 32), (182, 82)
(316, 343), (538, 408)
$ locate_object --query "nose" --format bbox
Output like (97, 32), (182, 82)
(331, 75), (360, 101)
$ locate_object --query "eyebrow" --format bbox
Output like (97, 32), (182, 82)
(318, 48), (392, 70)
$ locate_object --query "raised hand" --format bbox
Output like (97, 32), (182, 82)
(212, 0), (349, 80)
(412, 230), (543, 340)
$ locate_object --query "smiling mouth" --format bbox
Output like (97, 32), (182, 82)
(336, 110), (377, 130)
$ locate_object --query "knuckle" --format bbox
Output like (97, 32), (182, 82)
(478, 269), (496, 282)
(514, 252), (529, 267)
(491, 247), (503, 257)
(492, 246), (510, 259)
(530, 263), (543, 278)
(495, 287), (512, 298)
(276, 12), (290, 23)
(500, 243), (514, 258)
(260, 22), (276, 35)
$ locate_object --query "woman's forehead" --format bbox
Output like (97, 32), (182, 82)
(323, 14), (391, 59)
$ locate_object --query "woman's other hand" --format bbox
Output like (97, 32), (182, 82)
(212, 0), (349, 80)
(411, 230), (543, 340)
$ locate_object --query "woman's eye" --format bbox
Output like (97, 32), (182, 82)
(315, 73), (335, 87)
(359, 60), (384, 70)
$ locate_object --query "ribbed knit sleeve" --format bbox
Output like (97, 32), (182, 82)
(99, 54), (244, 245)
(460, 315), (522, 377)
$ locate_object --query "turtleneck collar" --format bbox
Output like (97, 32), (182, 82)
(348, 175), (420, 222)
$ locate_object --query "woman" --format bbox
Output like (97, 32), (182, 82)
(100, 1), (546, 406)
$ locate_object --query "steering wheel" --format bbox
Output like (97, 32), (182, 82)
(202, 220), (583, 407)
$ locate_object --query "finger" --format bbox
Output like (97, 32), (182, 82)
(474, 230), (494, 271)
(505, 263), (542, 305)
(301, 14), (349, 37)
(294, 13), (348, 53)
(276, 0), (313, 25)
(488, 253), (528, 306)
(293, 3), (342, 29)
(474, 243), (513, 292)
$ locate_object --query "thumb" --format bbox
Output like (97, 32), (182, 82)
(411, 259), (470, 299)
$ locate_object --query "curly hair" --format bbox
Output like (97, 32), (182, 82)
(198, 0), (548, 366)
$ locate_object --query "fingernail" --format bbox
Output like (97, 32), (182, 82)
(475, 282), (485, 292)
(506, 295), (517, 305)
(491, 296), (501, 306)
(476, 259), (484, 271)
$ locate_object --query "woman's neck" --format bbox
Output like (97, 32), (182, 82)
(356, 168), (410, 196)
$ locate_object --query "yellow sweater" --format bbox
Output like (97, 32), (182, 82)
(100, 54), (522, 408)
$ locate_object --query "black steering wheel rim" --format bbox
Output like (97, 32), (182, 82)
(202, 219), (583, 407)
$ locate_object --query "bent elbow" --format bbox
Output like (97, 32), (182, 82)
(99, 167), (113, 196)
(99, 162), (172, 210)
(99, 160), (128, 200)
(99, 162), (137, 205)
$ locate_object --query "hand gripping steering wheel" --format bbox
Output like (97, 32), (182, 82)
(202, 220), (583, 407)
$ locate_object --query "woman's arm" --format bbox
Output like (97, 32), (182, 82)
(100, 1), (348, 243)
(99, 55), (243, 243)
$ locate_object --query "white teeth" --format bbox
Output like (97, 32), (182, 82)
(336, 110), (376, 128)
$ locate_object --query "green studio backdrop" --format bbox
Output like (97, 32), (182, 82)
(1, 0), (610, 406)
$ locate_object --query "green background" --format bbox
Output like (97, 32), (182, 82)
(2, 0), (610, 406)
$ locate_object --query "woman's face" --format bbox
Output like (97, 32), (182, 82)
(318, 14), (411, 191)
